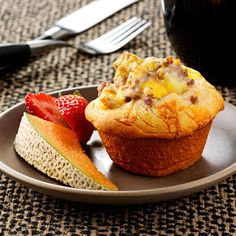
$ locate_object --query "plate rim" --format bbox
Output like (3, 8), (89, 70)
(0, 85), (236, 200)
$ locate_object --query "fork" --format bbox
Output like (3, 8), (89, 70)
(0, 17), (151, 73)
(29, 17), (151, 54)
(77, 17), (151, 54)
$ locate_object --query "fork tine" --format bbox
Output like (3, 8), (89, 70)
(96, 18), (143, 43)
(110, 20), (151, 45)
(92, 17), (140, 42)
(109, 21), (151, 52)
(103, 18), (145, 43)
(78, 17), (151, 54)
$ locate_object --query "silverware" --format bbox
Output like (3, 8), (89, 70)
(0, 0), (139, 74)
(76, 17), (151, 54)
(27, 17), (151, 55)
(35, 0), (139, 40)
(28, 17), (151, 55)
(31, 17), (151, 55)
(0, 40), (72, 73)
(0, 17), (150, 74)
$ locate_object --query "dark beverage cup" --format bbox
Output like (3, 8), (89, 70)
(162, 0), (236, 86)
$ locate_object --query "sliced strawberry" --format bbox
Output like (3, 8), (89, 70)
(25, 93), (67, 127)
(56, 94), (94, 144)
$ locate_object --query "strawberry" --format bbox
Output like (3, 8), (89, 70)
(25, 93), (67, 127)
(55, 93), (94, 144)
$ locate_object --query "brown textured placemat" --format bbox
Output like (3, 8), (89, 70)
(0, 0), (236, 235)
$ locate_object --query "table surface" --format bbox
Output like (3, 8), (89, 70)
(0, 0), (236, 235)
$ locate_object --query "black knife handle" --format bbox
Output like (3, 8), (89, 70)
(0, 43), (31, 72)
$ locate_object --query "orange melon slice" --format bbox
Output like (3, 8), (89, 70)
(14, 113), (118, 191)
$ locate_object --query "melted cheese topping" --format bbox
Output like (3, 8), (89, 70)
(98, 52), (202, 109)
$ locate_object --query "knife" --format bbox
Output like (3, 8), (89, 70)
(0, 0), (139, 74)
(36, 0), (139, 40)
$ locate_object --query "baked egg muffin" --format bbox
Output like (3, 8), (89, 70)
(85, 52), (224, 176)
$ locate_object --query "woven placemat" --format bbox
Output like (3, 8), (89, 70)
(0, 0), (236, 235)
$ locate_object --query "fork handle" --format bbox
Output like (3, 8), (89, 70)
(0, 43), (31, 69)
(0, 40), (74, 75)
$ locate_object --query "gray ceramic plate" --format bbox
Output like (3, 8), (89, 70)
(0, 85), (236, 205)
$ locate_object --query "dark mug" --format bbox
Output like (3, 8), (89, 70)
(161, 0), (236, 86)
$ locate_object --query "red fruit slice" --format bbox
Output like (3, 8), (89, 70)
(25, 93), (67, 127)
(56, 94), (94, 144)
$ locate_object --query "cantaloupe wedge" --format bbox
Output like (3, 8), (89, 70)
(14, 113), (118, 191)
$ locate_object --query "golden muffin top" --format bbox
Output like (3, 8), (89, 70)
(85, 52), (224, 138)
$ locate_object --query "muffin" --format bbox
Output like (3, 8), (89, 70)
(85, 52), (224, 176)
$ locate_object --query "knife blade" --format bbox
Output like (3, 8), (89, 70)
(35, 0), (139, 40)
